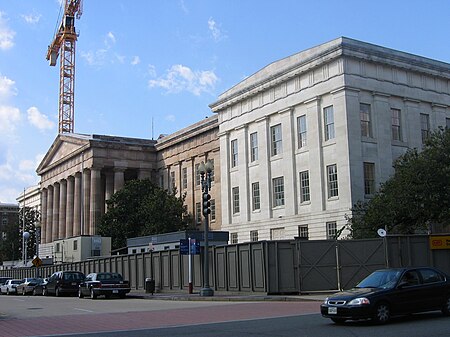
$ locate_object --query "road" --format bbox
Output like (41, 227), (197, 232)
(0, 295), (449, 337)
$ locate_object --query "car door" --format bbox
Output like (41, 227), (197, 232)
(47, 273), (59, 294)
(389, 269), (424, 314)
(417, 268), (446, 310)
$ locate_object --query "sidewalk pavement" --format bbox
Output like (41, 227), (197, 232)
(129, 289), (329, 302)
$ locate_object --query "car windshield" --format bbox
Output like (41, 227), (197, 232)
(12, 280), (22, 285)
(356, 270), (402, 289)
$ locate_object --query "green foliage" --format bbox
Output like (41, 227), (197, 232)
(348, 128), (450, 239)
(98, 179), (192, 250)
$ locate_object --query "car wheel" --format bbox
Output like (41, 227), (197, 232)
(55, 287), (60, 297)
(78, 288), (84, 299)
(90, 288), (97, 300)
(22, 289), (26, 296)
(373, 302), (390, 324)
(43, 287), (48, 296)
(33, 288), (37, 296)
(442, 295), (450, 316)
(331, 318), (346, 324)
(6, 289), (10, 295)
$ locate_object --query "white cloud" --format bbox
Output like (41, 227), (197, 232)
(80, 49), (108, 66)
(0, 74), (17, 100)
(148, 64), (219, 96)
(131, 56), (140, 65)
(27, 106), (55, 131)
(106, 31), (116, 45)
(165, 114), (176, 122)
(0, 11), (15, 50)
(0, 105), (21, 135)
(21, 13), (41, 24)
(208, 17), (226, 42)
(179, 0), (189, 14)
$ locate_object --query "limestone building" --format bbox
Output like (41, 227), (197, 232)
(209, 37), (450, 243)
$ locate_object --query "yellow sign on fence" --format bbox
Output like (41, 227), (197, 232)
(429, 236), (450, 250)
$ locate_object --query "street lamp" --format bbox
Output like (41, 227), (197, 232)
(23, 231), (30, 266)
(198, 160), (214, 297)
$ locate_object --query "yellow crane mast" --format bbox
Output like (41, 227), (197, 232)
(46, 0), (83, 134)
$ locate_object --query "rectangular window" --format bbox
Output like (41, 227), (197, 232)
(73, 240), (78, 251)
(324, 106), (335, 141)
(446, 118), (450, 129)
(364, 162), (375, 195)
(170, 171), (176, 191)
(326, 222), (337, 239)
(297, 115), (307, 148)
(298, 225), (309, 239)
(327, 164), (338, 198)
(232, 187), (240, 214)
(210, 199), (216, 221)
(209, 159), (215, 182)
(391, 108), (402, 141)
(250, 132), (258, 162)
(231, 139), (238, 167)
(299, 170), (310, 203)
(196, 202), (201, 224)
(159, 175), (164, 188)
(182, 167), (188, 189)
(272, 177), (285, 207)
(252, 182), (260, 211)
(195, 163), (200, 186)
(360, 103), (372, 137)
(230, 232), (238, 244)
(250, 230), (259, 242)
(420, 113), (430, 144)
(271, 124), (282, 156)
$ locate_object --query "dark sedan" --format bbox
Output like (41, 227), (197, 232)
(321, 267), (450, 324)
(78, 272), (131, 299)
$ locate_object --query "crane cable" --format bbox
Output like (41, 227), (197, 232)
(51, 0), (65, 44)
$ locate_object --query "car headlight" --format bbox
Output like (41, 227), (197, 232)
(323, 297), (329, 305)
(348, 297), (370, 305)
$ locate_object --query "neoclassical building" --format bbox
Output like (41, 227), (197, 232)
(210, 37), (450, 243)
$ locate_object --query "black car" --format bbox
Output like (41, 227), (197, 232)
(78, 272), (131, 299)
(321, 267), (450, 324)
(45, 271), (85, 297)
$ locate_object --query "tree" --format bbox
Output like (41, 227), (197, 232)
(98, 179), (193, 250)
(348, 128), (450, 239)
(19, 207), (40, 261)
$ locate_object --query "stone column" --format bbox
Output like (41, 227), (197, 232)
(83, 169), (91, 236)
(105, 171), (114, 208)
(58, 179), (67, 239)
(41, 188), (48, 244)
(114, 168), (125, 193)
(52, 182), (60, 242)
(46, 186), (53, 243)
(138, 168), (151, 180)
(66, 176), (74, 238)
(90, 168), (102, 236)
(73, 172), (82, 236)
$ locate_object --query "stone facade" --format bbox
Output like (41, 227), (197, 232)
(209, 37), (450, 242)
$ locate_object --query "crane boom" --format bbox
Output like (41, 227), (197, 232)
(46, 0), (83, 134)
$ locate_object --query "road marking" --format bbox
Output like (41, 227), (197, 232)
(73, 308), (94, 312)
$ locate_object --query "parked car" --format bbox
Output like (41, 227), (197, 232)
(321, 267), (450, 324)
(32, 278), (48, 296)
(45, 271), (85, 297)
(16, 278), (42, 296)
(0, 277), (10, 286)
(0, 279), (23, 295)
(79, 272), (131, 299)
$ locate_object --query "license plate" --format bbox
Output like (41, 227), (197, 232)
(71, 282), (77, 286)
(113, 290), (118, 294)
(328, 307), (337, 315)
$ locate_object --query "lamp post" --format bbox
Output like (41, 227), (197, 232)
(23, 231), (30, 266)
(199, 160), (214, 297)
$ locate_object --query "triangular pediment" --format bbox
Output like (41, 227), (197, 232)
(37, 133), (91, 174)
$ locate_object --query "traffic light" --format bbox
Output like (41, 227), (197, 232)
(202, 192), (211, 216)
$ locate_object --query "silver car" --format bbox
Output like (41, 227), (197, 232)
(0, 279), (23, 295)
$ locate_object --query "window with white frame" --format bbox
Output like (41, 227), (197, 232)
(327, 164), (338, 198)
(299, 170), (310, 203)
(210, 199), (216, 221)
(209, 159), (215, 182)
(250, 230), (259, 242)
(182, 167), (188, 189)
(364, 162), (375, 195)
(195, 202), (201, 224)
(298, 225), (309, 239)
(360, 103), (372, 137)
(252, 182), (260, 211)
(250, 132), (258, 162)
(326, 221), (337, 239)
(270, 227), (285, 240)
(297, 115), (307, 148)
(230, 232), (238, 244)
(272, 176), (285, 207)
(420, 113), (430, 144)
(270, 124), (282, 156)
(324, 106), (335, 141)
(391, 108), (402, 141)
(231, 139), (238, 167)
(170, 171), (176, 191)
(195, 163), (201, 186)
(73, 240), (78, 251)
(232, 187), (240, 214)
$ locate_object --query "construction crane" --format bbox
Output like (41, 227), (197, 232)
(46, 0), (83, 134)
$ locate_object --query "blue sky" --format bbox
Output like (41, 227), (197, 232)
(1, 0), (449, 203)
